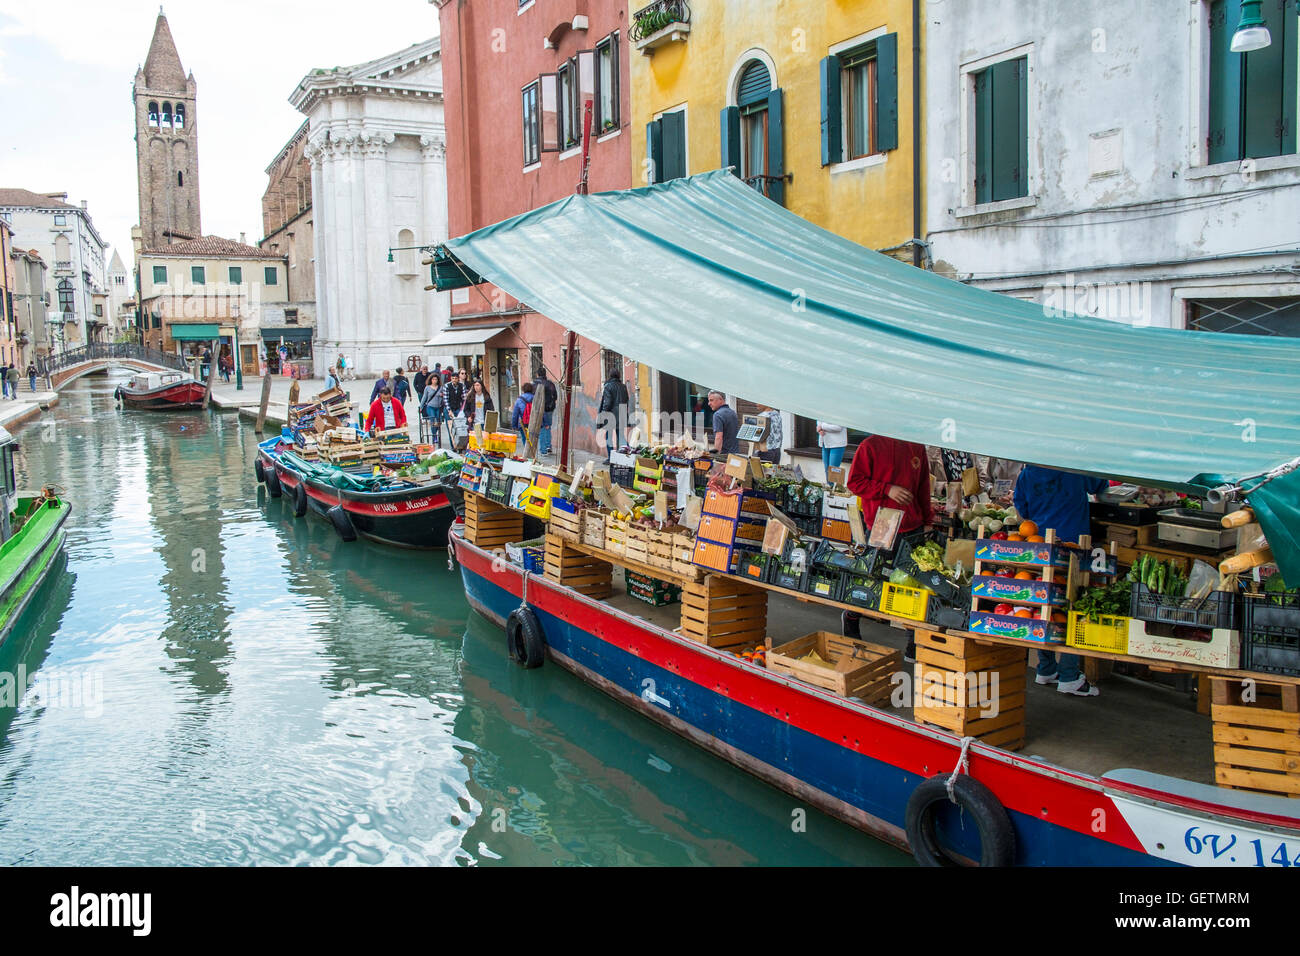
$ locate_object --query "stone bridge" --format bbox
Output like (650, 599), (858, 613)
(37, 343), (189, 391)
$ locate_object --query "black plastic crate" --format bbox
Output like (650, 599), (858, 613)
(610, 464), (635, 488)
(1242, 589), (1300, 676)
(1130, 582), (1238, 631)
(782, 483), (825, 519)
(926, 586), (972, 630)
(804, 568), (841, 602)
(768, 559), (807, 593)
(840, 572), (884, 610)
(809, 540), (881, 578)
(484, 469), (512, 504)
(734, 550), (770, 585)
(791, 514), (822, 538)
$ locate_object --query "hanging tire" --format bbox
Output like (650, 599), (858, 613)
(327, 504), (357, 542)
(905, 773), (1016, 867)
(265, 468), (282, 498)
(506, 606), (546, 669)
(254, 457), (267, 483)
(292, 481), (308, 517)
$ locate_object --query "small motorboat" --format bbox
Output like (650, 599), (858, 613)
(115, 370), (207, 410)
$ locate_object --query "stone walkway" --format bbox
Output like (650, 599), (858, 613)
(0, 387), (59, 432)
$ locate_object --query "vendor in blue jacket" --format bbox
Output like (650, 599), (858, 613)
(1013, 465), (1109, 698)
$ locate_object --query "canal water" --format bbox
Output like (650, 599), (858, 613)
(0, 373), (908, 866)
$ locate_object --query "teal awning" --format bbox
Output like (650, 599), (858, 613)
(441, 170), (1300, 581)
(261, 327), (313, 343)
(170, 323), (220, 341)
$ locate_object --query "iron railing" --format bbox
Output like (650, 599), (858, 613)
(630, 0), (690, 42)
(35, 341), (187, 378)
(743, 174), (788, 205)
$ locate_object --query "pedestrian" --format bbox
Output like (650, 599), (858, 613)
(444, 368), (468, 423)
(817, 421), (848, 474)
(433, 362), (442, 382)
(533, 366), (558, 456)
(927, 446), (989, 514)
(842, 434), (934, 661)
(201, 346), (212, 381)
(598, 369), (631, 459)
(392, 368), (411, 405)
(5, 364), (18, 400)
(0, 364), (9, 399)
(755, 403), (783, 464)
(324, 364), (340, 391)
(1014, 465), (1109, 697)
(461, 377), (495, 430)
(26, 363), (37, 393)
(706, 390), (739, 456)
(413, 365), (429, 398)
(419, 374), (446, 447)
(512, 383), (535, 453)
(366, 386), (407, 435)
(369, 369), (391, 404)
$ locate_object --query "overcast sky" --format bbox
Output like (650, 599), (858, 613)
(0, 0), (437, 268)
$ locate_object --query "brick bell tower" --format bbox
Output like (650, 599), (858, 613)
(133, 8), (201, 249)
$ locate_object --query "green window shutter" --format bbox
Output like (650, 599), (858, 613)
(875, 33), (899, 151)
(1208, 0), (1245, 164)
(229, 266), (242, 284)
(191, 266), (205, 284)
(989, 58), (1026, 201)
(661, 110), (686, 180)
(264, 266), (278, 286)
(1284, 0), (1299, 156)
(766, 88), (785, 205)
(646, 118), (664, 183)
(1016, 57), (1029, 198)
(720, 105), (741, 174)
(820, 55), (843, 165)
(1243, 0), (1297, 158)
(152, 265), (167, 284)
(974, 69), (993, 204)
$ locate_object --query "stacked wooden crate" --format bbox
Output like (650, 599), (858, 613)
(549, 500), (583, 544)
(767, 632), (901, 706)
(912, 629), (1028, 751)
(679, 574), (767, 650)
(464, 492), (523, 548)
(543, 533), (613, 599)
(1211, 678), (1300, 798)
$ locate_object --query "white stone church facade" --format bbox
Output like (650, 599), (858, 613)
(291, 39), (449, 375)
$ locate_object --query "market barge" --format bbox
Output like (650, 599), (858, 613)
(452, 524), (1300, 867)
(256, 436), (461, 549)
(114, 371), (207, 410)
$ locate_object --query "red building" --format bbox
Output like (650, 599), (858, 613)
(437, 0), (634, 456)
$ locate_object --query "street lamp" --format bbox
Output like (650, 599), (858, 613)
(1231, 0), (1272, 53)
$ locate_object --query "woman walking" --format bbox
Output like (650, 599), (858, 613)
(817, 421), (848, 476)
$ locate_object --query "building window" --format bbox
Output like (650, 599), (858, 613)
(560, 345), (581, 386)
(722, 58), (787, 204)
(558, 61), (579, 149)
(972, 56), (1029, 204)
(1208, 0), (1298, 164)
(522, 82), (540, 165)
(174, 104), (186, 129)
(94, 304), (103, 317)
(529, 344), (544, 378)
(602, 349), (623, 382)
(1187, 296), (1300, 335)
(229, 266), (242, 284)
(178, 172), (184, 187)
(647, 108), (687, 183)
(596, 33), (620, 133)
(264, 266), (278, 286)
(152, 265), (167, 284)
(820, 34), (899, 165)
(162, 102), (172, 128)
(285, 308), (299, 325)
(53, 214), (66, 226)
(842, 45), (879, 159)
(191, 266), (205, 285)
(115, 275), (125, 286)
(57, 279), (74, 315)
(148, 101), (160, 127)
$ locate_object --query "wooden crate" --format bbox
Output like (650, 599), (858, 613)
(581, 510), (607, 549)
(767, 631), (901, 705)
(912, 628), (1028, 751)
(605, 515), (629, 556)
(548, 505), (583, 544)
(679, 574), (767, 650)
(1211, 679), (1300, 798)
(645, 529), (675, 572)
(543, 534), (613, 599)
(464, 492), (524, 548)
(625, 524), (651, 564)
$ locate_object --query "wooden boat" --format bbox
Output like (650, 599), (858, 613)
(256, 435), (462, 548)
(0, 426), (71, 646)
(451, 522), (1300, 867)
(114, 370), (206, 410)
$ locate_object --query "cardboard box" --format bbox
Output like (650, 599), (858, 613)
(965, 610), (1065, 643)
(1126, 620), (1240, 669)
(763, 507), (798, 555)
(971, 575), (1065, 607)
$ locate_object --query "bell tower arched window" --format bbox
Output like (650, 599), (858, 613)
(174, 104), (185, 129)
(162, 102), (172, 128)
(148, 102), (160, 127)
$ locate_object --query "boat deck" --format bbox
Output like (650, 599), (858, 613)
(601, 567), (1213, 785)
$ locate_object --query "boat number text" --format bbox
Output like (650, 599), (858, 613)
(1184, 826), (1299, 866)
(373, 498), (433, 513)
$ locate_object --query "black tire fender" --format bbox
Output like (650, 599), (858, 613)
(506, 606), (546, 669)
(292, 480), (308, 517)
(265, 468), (282, 498)
(905, 773), (1016, 867)
(327, 504), (357, 542)
(254, 457), (267, 484)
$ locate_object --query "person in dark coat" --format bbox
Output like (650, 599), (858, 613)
(413, 365), (428, 398)
(391, 368), (412, 405)
(369, 369), (391, 404)
(511, 384), (535, 453)
(461, 378), (495, 429)
(598, 370), (629, 458)
(444, 368), (468, 420)
(533, 367), (559, 457)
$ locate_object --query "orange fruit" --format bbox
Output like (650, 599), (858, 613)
(1051, 612), (1067, 623)
(1027, 534), (1046, 542)
(1014, 571), (1034, 580)
(1007, 533), (1025, 541)
(1019, 520), (1039, 537)
(1013, 608), (1033, 618)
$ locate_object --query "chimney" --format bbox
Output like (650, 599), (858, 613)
(80, 200), (88, 210)
(240, 231), (246, 245)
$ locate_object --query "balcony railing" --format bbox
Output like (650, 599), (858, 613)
(54, 260), (73, 273)
(631, 0), (690, 51)
(34, 341), (188, 378)
(743, 174), (789, 206)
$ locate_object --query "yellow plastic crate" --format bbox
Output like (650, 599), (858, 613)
(881, 582), (932, 622)
(1066, 611), (1130, 654)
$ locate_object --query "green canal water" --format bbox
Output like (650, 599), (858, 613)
(0, 374), (909, 866)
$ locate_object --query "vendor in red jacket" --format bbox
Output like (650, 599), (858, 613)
(847, 434), (934, 534)
(367, 386), (407, 434)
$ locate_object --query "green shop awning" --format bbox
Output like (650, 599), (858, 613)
(170, 323), (220, 341)
(440, 169), (1300, 582)
(261, 327), (313, 343)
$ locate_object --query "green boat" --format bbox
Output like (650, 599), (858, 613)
(0, 425), (71, 647)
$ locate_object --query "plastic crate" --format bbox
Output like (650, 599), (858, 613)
(768, 559), (807, 593)
(782, 483), (824, 519)
(1242, 588), (1300, 676)
(1130, 582), (1238, 631)
(610, 464), (635, 488)
(840, 573), (884, 610)
(881, 581), (932, 622)
(522, 547), (545, 574)
(735, 550), (770, 584)
(805, 569), (841, 602)
(1066, 611), (1130, 654)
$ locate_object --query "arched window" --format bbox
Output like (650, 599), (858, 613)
(174, 104), (185, 129)
(396, 228), (417, 275)
(178, 172), (184, 187)
(735, 60), (772, 180)
(162, 102), (172, 128)
(57, 279), (74, 316)
(148, 101), (160, 127)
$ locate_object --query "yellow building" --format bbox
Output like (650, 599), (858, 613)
(628, 0), (922, 463)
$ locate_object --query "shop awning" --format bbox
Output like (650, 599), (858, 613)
(261, 327), (313, 343)
(424, 324), (512, 355)
(439, 169), (1300, 581)
(169, 323), (220, 341)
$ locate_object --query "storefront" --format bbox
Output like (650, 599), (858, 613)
(261, 327), (314, 377)
(169, 322), (221, 380)
(425, 324), (515, 409)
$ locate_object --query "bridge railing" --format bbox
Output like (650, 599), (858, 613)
(36, 343), (188, 379)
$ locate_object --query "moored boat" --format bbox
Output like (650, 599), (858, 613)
(114, 370), (207, 410)
(0, 426), (72, 647)
(256, 434), (463, 548)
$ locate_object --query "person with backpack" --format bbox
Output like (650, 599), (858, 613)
(533, 367), (559, 457)
(392, 368), (412, 406)
(598, 369), (630, 459)
(420, 375), (446, 447)
(511, 383), (535, 454)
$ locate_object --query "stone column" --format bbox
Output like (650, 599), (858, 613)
(420, 133), (450, 347)
(305, 139), (329, 369)
(360, 130), (394, 372)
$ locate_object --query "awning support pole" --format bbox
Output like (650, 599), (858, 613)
(560, 329), (576, 471)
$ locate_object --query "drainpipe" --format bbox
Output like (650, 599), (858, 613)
(911, 0), (923, 269)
